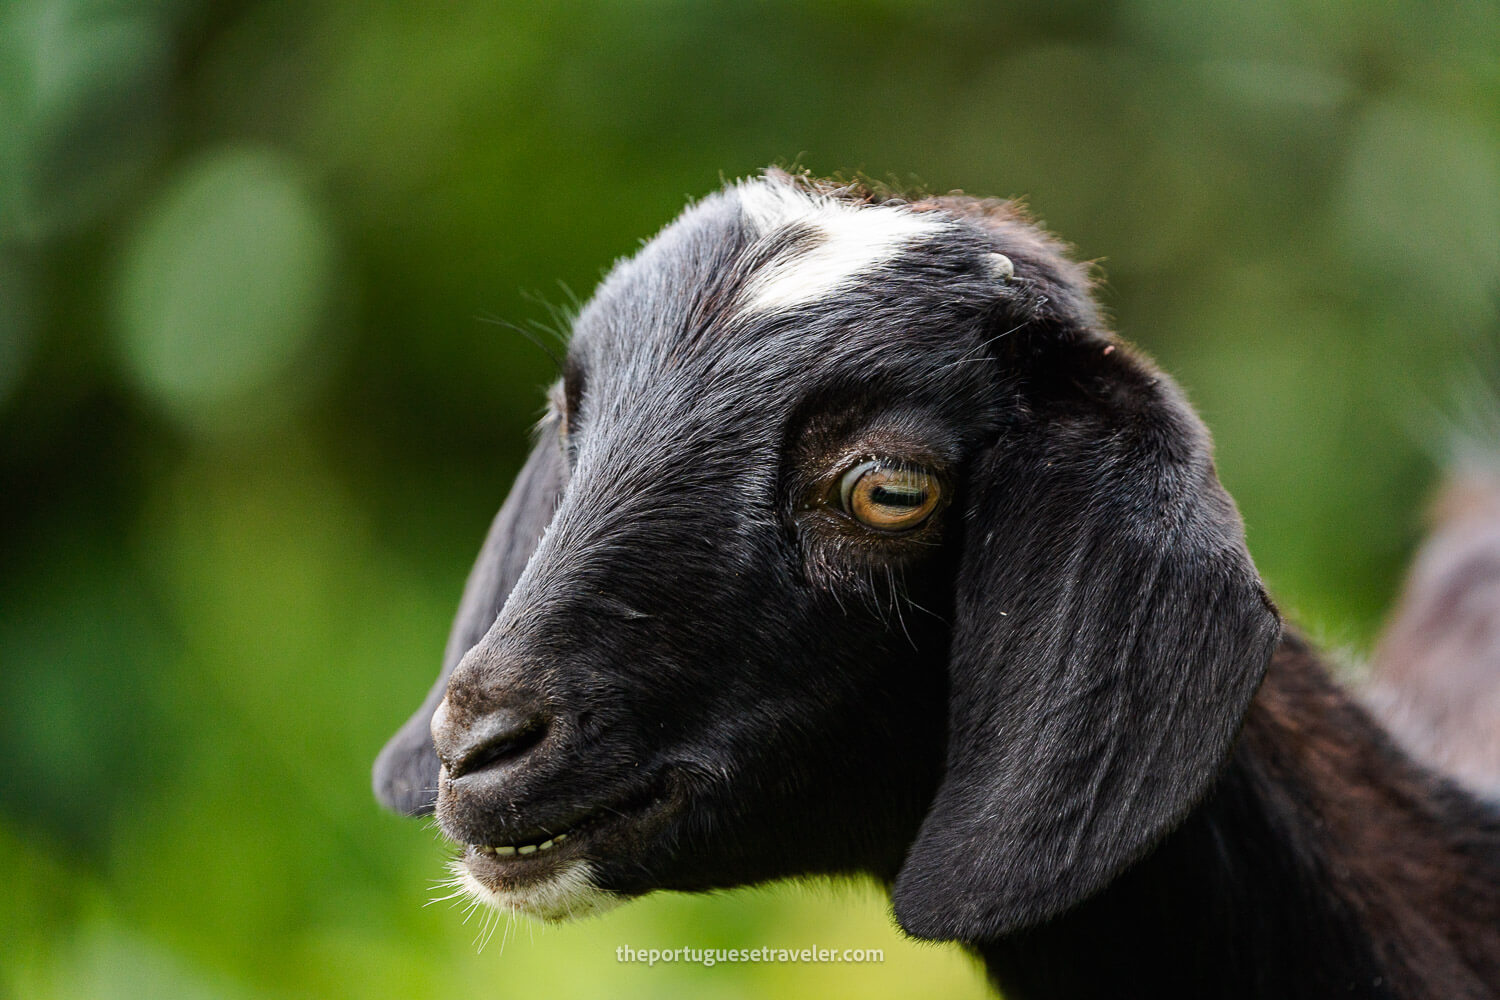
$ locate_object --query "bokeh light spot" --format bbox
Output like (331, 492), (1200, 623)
(113, 147), (336, 429)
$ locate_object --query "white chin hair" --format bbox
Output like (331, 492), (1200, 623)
(451, 857), (622, 922)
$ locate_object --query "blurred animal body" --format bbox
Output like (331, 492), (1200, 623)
(374, 171), (1500, 999)
(1369, 468), (1500, 802)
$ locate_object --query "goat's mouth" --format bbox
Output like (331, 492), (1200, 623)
(461, 809), (600, 875)
(451, 780), (679, 918)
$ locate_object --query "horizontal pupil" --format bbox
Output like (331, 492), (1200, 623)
(868, 484), (927, 509)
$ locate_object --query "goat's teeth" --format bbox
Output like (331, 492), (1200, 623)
(477, 834), (567, 858)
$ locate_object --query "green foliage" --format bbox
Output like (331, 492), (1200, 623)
(1, 1), (1496, 996)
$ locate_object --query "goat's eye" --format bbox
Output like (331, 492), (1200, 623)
(837, 461), (940, 532)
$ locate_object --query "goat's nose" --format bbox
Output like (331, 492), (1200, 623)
(431, 697), (552, 779)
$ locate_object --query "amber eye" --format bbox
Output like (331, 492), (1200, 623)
(836, 460), (941, 532)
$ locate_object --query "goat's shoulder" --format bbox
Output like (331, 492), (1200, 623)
(979, 636), (1500, 1000)
(1236, 636), (1500, 997)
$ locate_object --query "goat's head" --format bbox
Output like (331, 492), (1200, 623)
(373, 171), (1282, 940)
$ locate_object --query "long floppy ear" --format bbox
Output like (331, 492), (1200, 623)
(892, 331), (1281, 940)
(372, 421), (566, 815)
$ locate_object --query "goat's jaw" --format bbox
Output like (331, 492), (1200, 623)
(448, 854), (621, 922)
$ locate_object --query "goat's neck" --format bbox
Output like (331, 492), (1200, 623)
(973, 635), (1500, 1000)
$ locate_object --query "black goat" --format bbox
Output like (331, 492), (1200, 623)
(373, 171), (1500, 999)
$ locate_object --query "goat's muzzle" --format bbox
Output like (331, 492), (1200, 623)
(429, 671), (563, 847)
(431, 697), (552, 780)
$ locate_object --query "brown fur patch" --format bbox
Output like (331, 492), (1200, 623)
(1249, 637), (1500, 997)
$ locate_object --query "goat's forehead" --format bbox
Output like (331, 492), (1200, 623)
(732, 179), (957, 312)
(568, 178), (1001, 386)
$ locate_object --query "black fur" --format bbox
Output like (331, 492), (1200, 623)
(373, 172), (1500, 998)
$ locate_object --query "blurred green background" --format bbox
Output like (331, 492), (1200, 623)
(1, 1), (1496, 997)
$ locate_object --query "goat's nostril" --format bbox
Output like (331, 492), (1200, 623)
(436, 707), (551, 779)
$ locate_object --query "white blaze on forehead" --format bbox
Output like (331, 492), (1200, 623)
(736, 179), (949, 313)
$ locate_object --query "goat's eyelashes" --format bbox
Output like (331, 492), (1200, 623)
(835, 460), (941, 532)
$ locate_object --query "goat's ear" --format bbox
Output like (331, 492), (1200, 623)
(372, 421), (566, 815)
(892, 334), (1281, 940)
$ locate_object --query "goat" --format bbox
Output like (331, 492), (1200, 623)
(1368, 466), (1500, 802)
(372, 170), (1500, 999)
